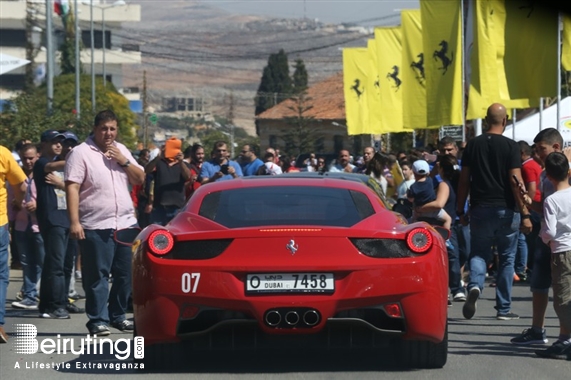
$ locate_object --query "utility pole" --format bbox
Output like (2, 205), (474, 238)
(227, 91), (235, 125)
(226, 91), (236, 158)
(24, 0), (39, 92)
(142, 70), (148, 147)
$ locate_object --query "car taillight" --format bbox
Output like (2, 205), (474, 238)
(406, 228), (432, 253)
(148, 230), (174, 256)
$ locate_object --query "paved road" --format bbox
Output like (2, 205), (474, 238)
(1, 269), (569, 380)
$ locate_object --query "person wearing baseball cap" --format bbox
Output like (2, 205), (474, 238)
(62, 131), (79, 144)
(40, 130), (65, 143)
(407, 159), (452, 229)
(412, 159), (430, 176)
(34, 129), (84, 319)
(58, 131), (79, 158)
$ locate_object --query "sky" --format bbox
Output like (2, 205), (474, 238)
(200, 0), (420, 25)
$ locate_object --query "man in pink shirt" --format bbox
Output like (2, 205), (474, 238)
(65, 110), (144, 337)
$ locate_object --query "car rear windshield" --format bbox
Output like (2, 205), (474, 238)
(198, 186), (375, 228)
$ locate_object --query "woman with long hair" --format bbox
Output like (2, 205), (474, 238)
(366, 152), (389, 195)
(416, 154), (464, 301)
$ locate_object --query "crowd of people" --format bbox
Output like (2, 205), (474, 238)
(1, 102), (570, 361)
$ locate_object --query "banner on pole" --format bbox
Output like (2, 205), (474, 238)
(0, 53), (30, 76)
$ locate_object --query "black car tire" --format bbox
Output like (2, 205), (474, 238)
(398, 322), (448, 369)
(136, 341), (195, 371)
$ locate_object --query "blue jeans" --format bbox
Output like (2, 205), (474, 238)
(150, 205), (179, 226)
(79, 229), (132, 328)
(468, 206), (520, 314)
(515, 231), (528, 275)
(14, 230), (45, 301)
(0, 224), (9, 326)
(454, 222), (471, 268)
(39, 226), (72, 313)
(448, 226), (463, 295)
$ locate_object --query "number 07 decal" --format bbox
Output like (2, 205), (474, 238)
(181, 273), (201, 293)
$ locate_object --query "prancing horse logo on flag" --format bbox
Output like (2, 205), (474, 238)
(386, 65), (402, 91)
(410, 53), (425, 84)
(433, 40), (453, 75)
(350, 79), (364, 99)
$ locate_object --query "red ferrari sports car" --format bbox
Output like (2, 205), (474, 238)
(132, 174), (449, 369)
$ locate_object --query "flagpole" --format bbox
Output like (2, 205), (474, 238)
(90, 0), (96, 112)
(460, 0), (466, 143)
(539, 97), (543, 132)
(512, 109), (517, 140)
(557, 12), (562, 131)
(45, 0), (54, 115)
(74, 0), (80, 119)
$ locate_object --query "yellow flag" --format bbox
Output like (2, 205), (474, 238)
(401, 10), (427, 129)
(367, 39), (383, 134)
(421, 0), (463, 126)
(375, 27), (405, 133)
(343, 48), (370, 135)
(468, 0), (554, 119)
(494, 0), (557, 101)
(467, 0), (534, 119)
(390, 161), (405, 191)
(563, 14), (571, 71)
(466, 0), (495, 119)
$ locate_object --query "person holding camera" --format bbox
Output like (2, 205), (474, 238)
(200, 141), (243, 184)
(145, 139), (190, 226)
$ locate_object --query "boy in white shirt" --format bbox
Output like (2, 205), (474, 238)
(537, 152), (571, 360)
(396, 161), (415, 200)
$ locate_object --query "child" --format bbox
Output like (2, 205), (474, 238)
(396, 160), (416, 200)
(407, 159), (452, 229)
(537, 152), (571, 360)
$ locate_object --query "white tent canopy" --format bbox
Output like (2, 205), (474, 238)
(502, 97), (571, 148)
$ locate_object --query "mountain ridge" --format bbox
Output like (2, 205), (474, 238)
(121, 0), (369, 135)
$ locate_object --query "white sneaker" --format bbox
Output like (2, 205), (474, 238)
(12, 299), (39, 310)
(453, 292), (467, 302)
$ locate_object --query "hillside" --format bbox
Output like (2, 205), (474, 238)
(121, 0), (370, 135)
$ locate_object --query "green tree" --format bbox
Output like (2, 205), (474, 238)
(291, 58), (308, 95)
(255, 49), (292, 115)
(59, 7), (83, 75)
(1, 74), (138, 149)
(281, 92), (322, 157)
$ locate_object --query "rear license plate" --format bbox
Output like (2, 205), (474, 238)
(246, 273), (334, 294)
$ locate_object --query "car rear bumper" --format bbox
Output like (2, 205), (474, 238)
(133, 254), (448, 347)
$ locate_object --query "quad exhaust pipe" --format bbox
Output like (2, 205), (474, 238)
(285, 311), (300, 325)
(264, 308), (321, 328)
(265, 310), (281, 326)
(302, 309), (320, 326)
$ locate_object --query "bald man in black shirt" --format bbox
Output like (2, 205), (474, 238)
(457, 103), (532, 321)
